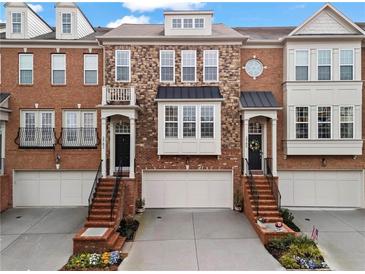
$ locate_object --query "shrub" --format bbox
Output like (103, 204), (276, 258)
(280, 208), (301, 232)
(279, 254), (300, 269)
(267, 234), (297, 252)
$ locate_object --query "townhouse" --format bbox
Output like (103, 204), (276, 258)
(1, 2), (364, 220)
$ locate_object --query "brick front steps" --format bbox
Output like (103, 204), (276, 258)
(243, 175), (295, 244)
(73, 177), (135, 254)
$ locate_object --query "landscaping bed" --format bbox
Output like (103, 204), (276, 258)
(117, 216), (140, 241)
(266, 234), (328, 270)
(60, 251), (126, 271)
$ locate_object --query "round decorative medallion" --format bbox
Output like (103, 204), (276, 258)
(244, 59), (264, 79)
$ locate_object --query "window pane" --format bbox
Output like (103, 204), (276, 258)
(318, 66), (331, 80)
(53, 70), (65, 84)
(183, 18), (193, 28)
(340, 50), (353, 65)
(20, 70), (32, 84)
(165, 106), (178, 138)
(296, 107), (308, 122)
(116, 51), (130, 66)
(116, 67), (129, 81)
(318, 107), (331, 122)
(85, 70), (97, 84)
(340, 106), (353, 122)
(12, 13), (21, 33)
(318, 50), (331, 65)
(161, 67), (174, 81)
(318, 123), (331, 139)
(161, 51), (174, 66)
(20, 54), (33, 69)
(183, 106), (196, 138)
(296, 123), (308, 139)
(165, 106), (178, 122)
(183, 106), (196, 122)
(296, 66), (308, 81)
(172, 18), (181, 28)
(62, 13), (71, 33)
(52, 55), (65, 69)
(201, 106), (214, 121)
(296, 50), (308, 65)
(201, 106), (214, 138)
(83, 113), (94, 127)
(340, 66), (353, 80)
(84, 55), (97, 70)
(194, 18), (204, 28)
(205, 67), (217, 81)
(204, 51), (218, 66)
(201, 123), (213, 138)
(183, 67), (195, 81)
(318, 107), (331, 139)
(165, 123), (178, 138)
(341, 123), (353, 138)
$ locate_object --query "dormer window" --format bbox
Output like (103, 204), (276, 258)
(12, 12), (21, 33)
(62, 13), (72, 34)
(194, 18), (204, 28)
(183, 19), (193, 29)
(172, 18), (182, 29)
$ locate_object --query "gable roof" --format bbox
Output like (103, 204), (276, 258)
(0, 93), (10, 103)
(288, 3), (365, 36)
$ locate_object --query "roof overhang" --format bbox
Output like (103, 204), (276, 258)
(155, 98), (224, 102)
(0, 39), (100, 47)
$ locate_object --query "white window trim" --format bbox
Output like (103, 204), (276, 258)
(84, 54), (98, 85)
(339, 48), (354, 81)
(160, 50), (175, 83)
(164, 105), (179, 139)
(294, 49), (310, 81)
(339, 105), (355, 139)
(11, 12), (21, 34)
(19, 53), (33, 85)
(63, 110), (97, 128)
(294, 106), (310, 139)
(317, 49), (332, 81)
(61, 12), (72, 34)
(21, 110), (55, 128)
(317, 106), (332, 139)
(115, 50), (131, 83)
(194, 18), (205, 29)
(51, 53), (66, 85)
(181, 50), (197, 83)
(203, 50), (219, 83)
(182, 105), (197, 139)
(200, 104), (215, 139)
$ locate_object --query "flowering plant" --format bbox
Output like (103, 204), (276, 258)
(101, 252), (110, 265)
(109, 251), (120, 264)
(89, 253), (101, 266)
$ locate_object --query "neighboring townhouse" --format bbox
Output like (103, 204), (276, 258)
(0, 1), (365, 228)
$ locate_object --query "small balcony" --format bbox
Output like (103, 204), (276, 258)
(16, 127), (56, 148)
(60, 128), (99, 148)
(102, 86), (136, 106)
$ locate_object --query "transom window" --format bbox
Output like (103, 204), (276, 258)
(12, 12), (21, 33)
(340, 49), (354, 80)
(340, 106), (354, 139)
(295, 107), (309, 139)
(115, 122), (130, 134)
(84, 54), (98, 85)
(295, 50), (309, 81)
(115, 50), (130, 82)
(183, 18), (193, 28)
(194, 18), (204, 28)
(248, 123), (262, 134)
(19, 54), (33, 85)
(172, 18), (182, 29)
(181, 50), (196, 82)
(160, 50), (175, 82)
(165, 106), (178, 138)
(62, 13), (72, 34)
(201, 106), (214, 138)
(317, 49), (331, 80)
(204, 50), (219, 82)
(51, 54), (66, 85)
(317, 106), (331, 139)
(183, 106), (196, 138)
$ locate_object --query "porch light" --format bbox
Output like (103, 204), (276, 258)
(56, 154), (61, 170)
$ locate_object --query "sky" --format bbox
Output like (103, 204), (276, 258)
(1, 1), (364, 28)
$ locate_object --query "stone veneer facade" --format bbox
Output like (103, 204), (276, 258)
(104, 44), (242, 193)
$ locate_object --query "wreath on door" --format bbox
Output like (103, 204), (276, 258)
(249, 139), (261, 152)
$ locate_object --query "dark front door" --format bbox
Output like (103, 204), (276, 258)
(115, 134), (130, 168)
(248, 134), (262, 170)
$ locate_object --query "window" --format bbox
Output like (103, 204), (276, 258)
(62, 13), (72, 34)
(204, 50), (218, 82)
(165, 106), (178, 138)
(183, 18), (193, 28)
(295, 50), (309, 80)
(183, 106), (196, 138)
(201, 106), (214, 138)
(340, 49), (354, 80)
(194, 18), (204, 28)
(84, 54), (98, 85)
(115, 50), (130, 82)
(12, 12), (21, 33)
(51, 54), (66, 85)
(317, 107), (331, 139)
(19, 54), (33, 85)
(160, 50), (175, 82)
(317, 49), (331, 80)
(24, 112), (36, 142)
(181, 50), (196, 82)
(172, 18), (182, 29)
(40, 112), (53, 143)
(340, 106), (354, 139)
(295, 107), (309, 139)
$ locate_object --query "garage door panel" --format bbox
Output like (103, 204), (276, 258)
(187, 180), (209, 207)
(209, 180), (231, 207)
(278, 178), (294, 206)
(39, 180), (60, 206)
(165, 180), (187, 207)
(316, 180), (338, 207)
(14, 180), (40, 206)
(143, 180), (165, 208)
(293, 180), (316, 206)
(338, 180), (361, 207)
(39, 172), (60, 180)
(61, 180), (83, 206)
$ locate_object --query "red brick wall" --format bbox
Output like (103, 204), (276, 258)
(0, 47), (104, 210)
(241, 47), (365, 171)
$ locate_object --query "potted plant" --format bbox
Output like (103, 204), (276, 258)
(234, 190), (243, 212)
(135, 198), (145, 213)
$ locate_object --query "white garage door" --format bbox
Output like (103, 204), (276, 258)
(14, 171), (96, 207)
(142, 171), (233, 208)
(279, 171), (364, 208)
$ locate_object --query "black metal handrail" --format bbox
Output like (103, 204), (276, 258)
(264, 158), (281, 210)
(88, 160), (103, 218)
(59, 128), (99, 148)
(15, 127), (56, 148)
(110, 161), (123, 221)
(245, 158), (259, 217)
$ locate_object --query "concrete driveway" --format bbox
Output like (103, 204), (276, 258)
(0, 207), (87, 271)
(119, 209), (283, 271)
(291, 209), (365, 271)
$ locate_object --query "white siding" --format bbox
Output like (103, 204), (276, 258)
(164, 13), (212, 36)
(27, 9), (52, 38)
(76, 9), (94, 39)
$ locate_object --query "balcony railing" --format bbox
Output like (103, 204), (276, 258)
(0, 158), (4, 175)
(16, 127), (56, 148)
(102, 86), (136, 105)
(60, 128), (98, 148)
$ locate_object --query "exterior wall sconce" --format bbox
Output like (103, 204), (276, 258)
(321, 158), (327, 167)
(56, 154), (61, 170)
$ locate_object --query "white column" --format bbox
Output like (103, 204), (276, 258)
(109, 120), (115, 175)
(243, 118), (249, 175)
(129, 117), (136, 179)
(271, 118), (278, 176)
(101, 117), (107, 177)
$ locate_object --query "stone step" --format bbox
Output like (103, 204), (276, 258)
(249, 194), (274, 200)
(88, 214), (115, 221)
(251, 204), (278, 210)
(250, 199), (277, 206)
(107, 232), (120, 247)
(90, 208), (119, 215)
(93, 197), (120, 203)
(256, 211), (281, 217)
(85, 220), (115, 228)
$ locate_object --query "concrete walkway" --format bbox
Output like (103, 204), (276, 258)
(291, 209), (365, 271)
(119, 209), (283, 271)
(0, 207), (87, 271)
